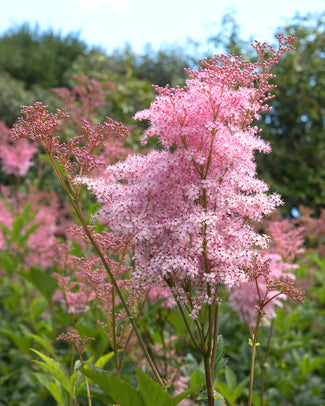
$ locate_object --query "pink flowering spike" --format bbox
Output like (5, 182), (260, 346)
(56, 327), (95, 357)
(81, 38), (295, 318)
(10, 102), (69, 153)
(229, 251), (304, 327)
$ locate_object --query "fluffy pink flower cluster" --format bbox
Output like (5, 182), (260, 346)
(0, 121), (37, 177)
(0, 186), (72, 268)
(80, 36), (295, 316)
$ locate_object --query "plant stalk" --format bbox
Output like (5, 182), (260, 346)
(48, 154), (164, 387)
(248, 309), (263, 406)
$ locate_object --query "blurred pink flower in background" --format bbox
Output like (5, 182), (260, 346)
(0, 121), (37, 177)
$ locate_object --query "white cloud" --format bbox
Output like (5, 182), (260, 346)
(73, 0), (132, 12)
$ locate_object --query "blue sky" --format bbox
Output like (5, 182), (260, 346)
(1, 0), (325, 54)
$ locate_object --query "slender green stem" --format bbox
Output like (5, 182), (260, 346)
(259, 320), (274, 406)
(203, 351), (215, 406)
(211, 301), (220, 372)
(85, 376), (92, 406)
(119, 289), (150, 370)
(248, 309), (263, 406)
(78, 353), (92, 406)
(48, 154), (164, 387)
(68, 347), (75, 406)
(111, 287), (120, 376)
(174, 295), (205, 355)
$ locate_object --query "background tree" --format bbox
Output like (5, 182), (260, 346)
(0, 24), (87, 89)
(256, 12), (325, 213)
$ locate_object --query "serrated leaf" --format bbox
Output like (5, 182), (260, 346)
(135, 369), (170, 406)
(170, 387), (194, 406)
(213, 335), (226, 378)
(80, 367), (145, 406)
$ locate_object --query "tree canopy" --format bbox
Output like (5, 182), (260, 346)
(256, 12), (325, 213)
(0, 24), (87, 89)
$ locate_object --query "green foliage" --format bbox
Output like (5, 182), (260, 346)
(79, 366), (193, 406)
(31, 349), (81, 398)
(257, 12), (325, 212)
(215, 366), (250, 406)
(0, 71), (63, 126)
(0, 24), (87, 89)
(134, 45), (189, 87)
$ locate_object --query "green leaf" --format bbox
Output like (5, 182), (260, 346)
(197, 388), (224, 402)
(34, 372), (67, 406)
(95, 351), (115, 369)
(31, 349), (75, 395)
(135, 368), (171, 406)
(225, 366), (237, 391)
(135, 369), (192, 406)
(191, 368), (205, 387)
(0, 327), (33, 350)
(170, 388), (194, 406)
(80, 367), (145, 406)
(215, 373), (250, 406)
(28, 333), (55, 355)
(0, 223), (12, 237)
(0, 371), (18, 386)
(215, 381), (233, 404)
(213, 335), (226, 378)
(21, 222), (42, 244)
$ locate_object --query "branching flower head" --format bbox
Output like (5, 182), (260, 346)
(81, 36), (296, 316)
(229, 252), (304, 327)
(10, 102), (69, 153)
(11, 102), (129, 185)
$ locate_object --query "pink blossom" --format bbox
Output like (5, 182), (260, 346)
(266, 219), (305, 261)
(0, 186), (72, 268)
(52, 273), (96, 315)
(229, 254), (295, 327)
(0, 139), (37, 176)
(80, 36), (295, 316)
(0, 121), (37, 177)
(148, 286), (175, 309)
